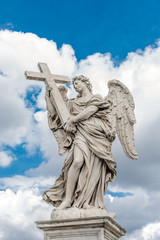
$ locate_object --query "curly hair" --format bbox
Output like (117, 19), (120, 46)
(72, 75), (93, 93)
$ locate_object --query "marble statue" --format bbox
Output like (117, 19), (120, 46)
(25, 63), (138, 213)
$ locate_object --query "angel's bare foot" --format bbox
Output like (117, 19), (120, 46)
(56, 199), (71, 210)
(83, 203), (94, 209)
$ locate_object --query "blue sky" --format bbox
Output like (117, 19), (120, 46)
(0, 1), (160, 240)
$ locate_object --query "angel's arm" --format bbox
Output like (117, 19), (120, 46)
(73, 105), (98, 122)
(64, 105), (98, 133)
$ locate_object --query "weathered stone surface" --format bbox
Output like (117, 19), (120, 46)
(36, 216), (126, 240)
(51, 208), (116, 220)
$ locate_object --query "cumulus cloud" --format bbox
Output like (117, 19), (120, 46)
(0, 176), (54, 240)
(0, 30), (160, 239)
(122, 222), (160, 240)
(0, 151), (15, 167)
(0, 175), (56, 192)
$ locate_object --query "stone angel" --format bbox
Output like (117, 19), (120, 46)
(43, 75), (138, 213)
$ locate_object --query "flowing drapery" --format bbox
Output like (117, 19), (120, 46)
(43, 94), (116, 209)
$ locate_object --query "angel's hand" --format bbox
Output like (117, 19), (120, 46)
(64, 117), (77, 134)
(106, 130), (116, 142)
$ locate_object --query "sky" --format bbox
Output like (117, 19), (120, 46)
(0, 0), (160, 239)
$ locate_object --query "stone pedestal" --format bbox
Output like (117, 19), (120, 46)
(36, 216), (126, 240)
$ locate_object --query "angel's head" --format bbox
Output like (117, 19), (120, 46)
(72, 75), (92, 94)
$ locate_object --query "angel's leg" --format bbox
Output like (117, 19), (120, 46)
(57, 145), (84, 209)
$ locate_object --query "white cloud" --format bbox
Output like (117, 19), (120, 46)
(0, 151), (14, 167)
(141, 222), (160, 240)
(122, 222), (160, 240)
(0, 175), (54, 240)
(0, 175), (56, 191)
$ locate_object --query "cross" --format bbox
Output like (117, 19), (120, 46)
(25, 62), (70, 125)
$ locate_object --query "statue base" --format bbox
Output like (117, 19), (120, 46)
(50, 207), (116, 220)
(36, 214), (126, 240)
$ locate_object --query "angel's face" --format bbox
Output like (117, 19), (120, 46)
(73, 80), (86, 93)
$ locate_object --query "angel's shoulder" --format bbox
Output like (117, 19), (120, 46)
(86, 94), (103, 108)
(90, 94), (103, 102)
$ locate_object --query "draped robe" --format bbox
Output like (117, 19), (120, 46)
(43, 94), (116, 209)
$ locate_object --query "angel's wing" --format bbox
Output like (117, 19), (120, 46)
(106, 79), (138, 159)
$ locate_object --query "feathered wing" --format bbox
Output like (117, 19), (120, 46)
(106, 79), (138, 159)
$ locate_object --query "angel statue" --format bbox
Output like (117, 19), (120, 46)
(42, 75), (138, 213)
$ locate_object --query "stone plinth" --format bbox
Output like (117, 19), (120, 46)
(36, 216), (126, 240)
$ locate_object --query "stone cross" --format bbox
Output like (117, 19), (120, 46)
(25, 62), (70, 124)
